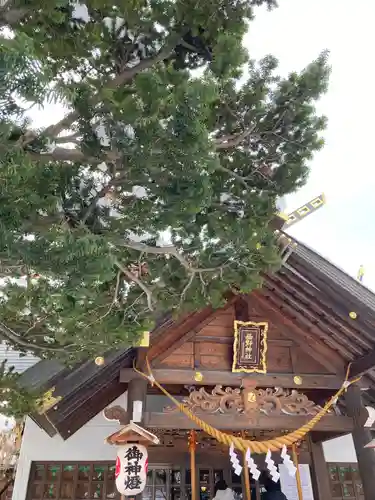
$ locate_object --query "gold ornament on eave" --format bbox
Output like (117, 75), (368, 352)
(349, 311), (357, 320)
(95, 356), (105, 366)
(36, 387), (62, 414)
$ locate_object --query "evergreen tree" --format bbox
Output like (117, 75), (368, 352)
(0, 0), (329, 380)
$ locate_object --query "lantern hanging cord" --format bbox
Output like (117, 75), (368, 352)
(133, 359), (361, 453)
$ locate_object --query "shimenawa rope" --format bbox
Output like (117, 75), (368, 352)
(134, 358), (360, 453)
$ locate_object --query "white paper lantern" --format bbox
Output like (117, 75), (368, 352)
(115, 443), (148, 496)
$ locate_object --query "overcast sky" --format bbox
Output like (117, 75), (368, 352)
(245, 0), (375, 289)
(26, 0), (375, 288)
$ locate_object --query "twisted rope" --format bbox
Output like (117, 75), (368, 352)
(134, 359), (360, 453)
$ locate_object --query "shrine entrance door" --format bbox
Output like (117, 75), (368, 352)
(143, 465), (261, 500)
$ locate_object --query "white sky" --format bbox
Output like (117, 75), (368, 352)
(245, 0), (375, 289)
(25, 0), (375, 288)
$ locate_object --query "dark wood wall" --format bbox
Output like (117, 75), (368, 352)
(156, 304), (334, 375)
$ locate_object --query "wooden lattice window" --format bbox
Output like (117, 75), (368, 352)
(27, 463), (119, 500)
(327, 463), (364, 500)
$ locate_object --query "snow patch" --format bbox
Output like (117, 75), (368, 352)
(103, 16), (127, 38)
(71, 1), (90, 24)
(154, 22), (167, 34)
(95, 122), (111, 147)
(45, 138), (56, 153)
(127, 57), (141, 68)
(132, 186), (147, 199)
(220, 192), (237, 203)
(124, 124), (135, 140)
(0, 415), (15, 432)
(156, 230), (172, 246)
(97, 162), (108, 172)
(126, 231), (152, 243)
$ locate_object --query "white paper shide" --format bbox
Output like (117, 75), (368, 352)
(115, 443), (148, 496)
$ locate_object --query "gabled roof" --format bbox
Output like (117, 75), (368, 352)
(291, 239), (375, 315)
(20, 237), (375, 438)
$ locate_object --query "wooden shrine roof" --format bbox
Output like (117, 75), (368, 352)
(21, 237), (375, 438)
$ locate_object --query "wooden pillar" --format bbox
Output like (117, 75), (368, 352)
(127, 376), (148, 500)
(309, 436), (332, 500)
(241, 431), (251, 500)
(189, 431), (197, 500)
(127, 377), (148, 422)
(345, 384), (375, 499)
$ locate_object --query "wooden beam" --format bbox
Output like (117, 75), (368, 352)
(120, 368), (344, 390)
(144, 412), (358, 432)
(348, 349), (375, 378)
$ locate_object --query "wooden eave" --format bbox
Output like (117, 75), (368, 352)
(22, 315), (181, 440)
(43, 349), (134, 439)
(272, 238), (375, 401)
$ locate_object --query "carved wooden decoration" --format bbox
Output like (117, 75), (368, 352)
(232, 320), (268, 374)
(103, 405), (128, 425)
(164, 385), (322, 417)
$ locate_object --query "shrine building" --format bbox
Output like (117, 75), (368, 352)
(9, 237), (375, 500)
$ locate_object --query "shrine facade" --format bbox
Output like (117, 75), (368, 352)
(12, 239), (375, 500)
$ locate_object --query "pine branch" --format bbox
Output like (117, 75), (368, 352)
(27, 147), (120, 165)
(215, 164), (250, 188)
(113, 258), (155, 311)
(28, 147), (87, 163)
(81, 174), (127, 224)
(39, 34), (181, 141)
(0, 0), (27, 27)
(109, 33), (181, 89)
(0, 321), (74, 353)
(214, 125), (256, 149)
(123, 241), (229, 274)
(54, 133), (81, 144)
(122, 242), (229, 306)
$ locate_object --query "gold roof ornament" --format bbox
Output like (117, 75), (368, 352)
(36, 387), (62, 414)
(277, 193), (326, 229)
(95, 356), (105, 366)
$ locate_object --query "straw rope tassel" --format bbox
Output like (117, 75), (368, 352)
(134, 359), (360, 453)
